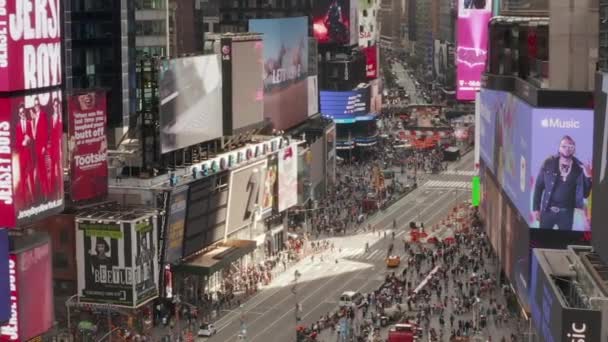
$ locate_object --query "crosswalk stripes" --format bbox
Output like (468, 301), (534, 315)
(442, 170), (477, 176)
(423, 180), (472, 189)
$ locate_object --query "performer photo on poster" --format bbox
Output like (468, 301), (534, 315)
(532, 136), (592, 230)
(69, 91), (109, 201)
(10, 92), (64, 225)
(134, 221), (158, 304)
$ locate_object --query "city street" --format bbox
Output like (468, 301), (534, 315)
(205, 154), (482, 342)
(392, 63), (424, 105)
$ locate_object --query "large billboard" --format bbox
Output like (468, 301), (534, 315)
(249, 17), (309, 130)
(0, 230), (9, 323)
(482, 89), (593, 231)
(320, 88), (371, 119)
(159, 55), (223, 153)
(0, 90), (64, 228)
(593, 72), (608, 263)
(456, 0), (492, 101)
(164, 186), (188, 264)
(278, 144), (298, 212)
(0, 240), (54, 342)
(68, 91), (108, 202)
(226, 161), (266, 235)
(307, 76), (319, 117)
(313, 0), (358, 46)
(358, 0), (379, 48)
(76, 218), (159, 307)
(230, 39), (264, 131)
(0, 0), (62, 92)
(363, 45), (378, 79)
(183, 173), (230, 257)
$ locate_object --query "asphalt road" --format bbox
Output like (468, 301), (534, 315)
(392, 63), (424, 105)
(206, 154), (476, 342)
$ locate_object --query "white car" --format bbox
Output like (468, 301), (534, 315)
(197, 323), (216, 337)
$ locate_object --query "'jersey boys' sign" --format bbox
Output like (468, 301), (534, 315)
(0, 0), (62, 92)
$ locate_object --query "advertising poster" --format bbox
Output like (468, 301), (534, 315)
(358, 0), (379, 48)
(230, 39), (265, 131)
(278, 144), (298, 212)
(320, 88), (371, 119)
(363, 45), (378, 79)
(69, 91), (108, 201)
(0, 254), (16, 341)
(226, 161), (266, 235)
(456, 0), (492, 101)
(0, 230), (9, 323)
(262, 157), (278, 215)
(249, 17), (309, 130)
(313, 0), (355, 45)
(529, 108), (594, 231)
(164, 186), (188, 264)
(307, 76), (319, 117)
(561, 308), (602, 342)
(593, 72), (608, 262)
(529, 251), (562, 342)
(131, 220), (159, 305)
(0, 0), (62, 92)
(76, 222), (135, 306)
(370, 79), (382, 114)
(159, 55), (223, 153)
(297, 148), (313, 204)
(0, 90), (64, 228)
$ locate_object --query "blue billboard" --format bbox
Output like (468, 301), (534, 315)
(479, 88), (501, 173)
(529, 250), (562, 342)
(249, 17), (309, 130)
(320, 88), (371, 119)
(0, 229), (9, 322)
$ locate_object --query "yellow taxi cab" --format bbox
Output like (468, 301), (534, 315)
(386, 255), (401, 268)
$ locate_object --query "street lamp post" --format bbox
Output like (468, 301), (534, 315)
(293, 270), (302, 341)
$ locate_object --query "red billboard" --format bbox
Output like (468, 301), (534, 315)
(0, 241), (54, 341)
(0, 0), (62, 92)
(0, 90), (64, 228)
(68, 91), (108, 201)
(363, 45), (378, 79)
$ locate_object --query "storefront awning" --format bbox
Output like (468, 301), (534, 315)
(174, 240), (257, 276)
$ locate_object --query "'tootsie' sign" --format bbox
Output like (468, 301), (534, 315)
(0, 0), (62, 92)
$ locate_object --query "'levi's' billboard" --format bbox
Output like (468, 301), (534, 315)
(0, 90), (64, 228)
(69, 91), (108, 202)
(456, 0), (492, 101)
(0, 0), (62, 92)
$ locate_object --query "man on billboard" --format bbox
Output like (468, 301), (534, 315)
(325, 1), (348, 43)
(31, 97), (50, 200)
(16, 104), (34, 208)
(532, 136), (592, 230)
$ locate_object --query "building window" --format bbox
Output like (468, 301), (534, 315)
(136, 20), (167, 36)
(204, 23), (210, 32)
(136, 0), (166, 9)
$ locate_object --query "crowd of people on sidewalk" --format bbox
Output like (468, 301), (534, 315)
(298, 205), (524, 342)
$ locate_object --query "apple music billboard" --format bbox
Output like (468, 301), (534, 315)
(456, 0), (492, 101)
(0, 0), (62, 92)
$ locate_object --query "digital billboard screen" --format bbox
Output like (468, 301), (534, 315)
(313, 0), (358, 46)
(363, 45), (378, 79)
(488, 91), (593, 231)
(320, 88), (371, 119)
(226, 161), (267, 235)
(0, 90), (64, 228)
(69, 91), (108, 202)
(278, 144), (298, 212)
(593, 72), (608, 263)
(159, 55), (223, 153)
(529, 250), (562, 342)
(164, 186), (188, 264)
(0, 0), (62, 92)
(231, 39), (264, 131)
(456, 0), (492, 100)
(249, 17), (309, 130)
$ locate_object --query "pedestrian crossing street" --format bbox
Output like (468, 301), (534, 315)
(441, 170), (477, 176)
(423, 180), (472, 189)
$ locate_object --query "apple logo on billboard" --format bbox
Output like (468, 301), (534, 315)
(541, 118), (580, 129)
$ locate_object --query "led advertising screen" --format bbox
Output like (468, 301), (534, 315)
(0, 230), (9, 323)
(226, 161), (267, 235)
(313, 0), (358, 46)
(561, 308), (602, 342)
(363, 45), (378, 79)
(231, 39), (264, 131)
(278, 144), (298, 212)
(456, 0), (492, 100)
(76, 219), (159, 307)
(249, 17), (309, 130)
(320, 88), (371, 120)
(68, 91), (108, 201)
(358, 0), (379, 48)
(488, 91), (593, 231)
(164, 186), (188, 264)
(0, 0), (62, 92)
(0, 90), (64, 228)
(0, 254), (16, 341)
(529, 250), (562, 342)
(307, 76), (319, 117)
(262, 156), (278, 215)
(593, 72), (608, 263)
(478, 88), (501, 173)
(159, 55), (223, 153)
